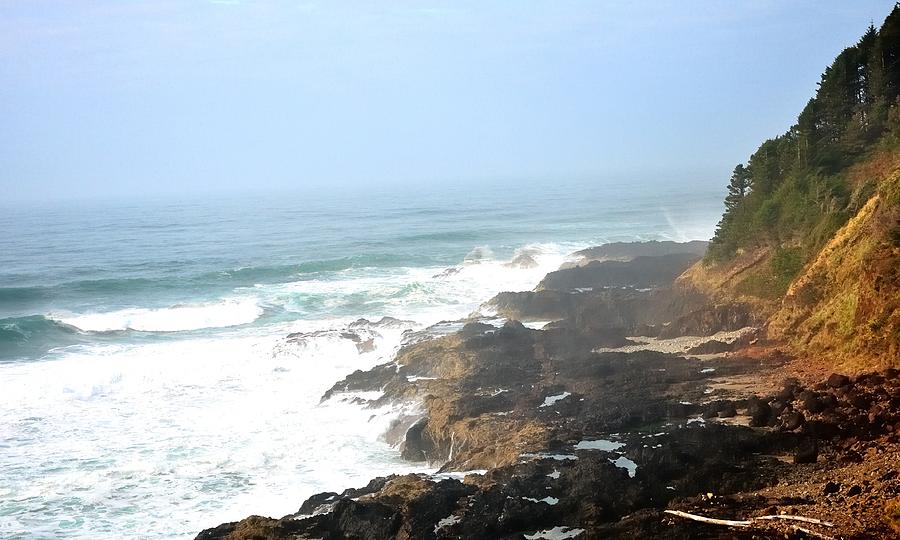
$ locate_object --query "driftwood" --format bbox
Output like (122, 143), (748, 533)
(663, 510), (751, 527)
(665, 509), (838, 537)
(755, 514), (835, 527)
(791, 525), (836, 540)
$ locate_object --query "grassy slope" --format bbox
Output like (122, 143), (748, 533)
(767, 163), (900, 368)
(684, 149), (900, 369)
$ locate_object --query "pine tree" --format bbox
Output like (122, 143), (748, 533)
(724, 164), (751, 212)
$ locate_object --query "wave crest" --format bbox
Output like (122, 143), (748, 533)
(50, 298), (263, 333)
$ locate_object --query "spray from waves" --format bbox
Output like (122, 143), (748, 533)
(49, 298), (264, 333)
(0, 241), (584, 538)
(257, 242), (581, 326)
(0, 318), (430, 538)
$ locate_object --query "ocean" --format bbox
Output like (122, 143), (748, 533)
(0, 179), (723, 539)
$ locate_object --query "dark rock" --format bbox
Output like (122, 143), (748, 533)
(782, 411), (806, 431)
(747, 397), (772, 427)
(571, 240), (709, 264)
(794, 438), (818, 464)
(770, 400), (789, 416)
(776, 379), (802, 402)
(827, 373), (851, 388)
(848, 392), (873, 411)
(686, 339), (732, 355)
(798, 390), (825, 414)
(823, 481), (840, 495)
(658, 303), (756, 339)
(847, 484), (862, 496)
(703, 400), (734, 419)
(856, 373), (885, 387)
(400, 418), (435, 462)
(717, 402), (737, 418)
(820, 394), (838, 412)
(538, 253), (701, 291)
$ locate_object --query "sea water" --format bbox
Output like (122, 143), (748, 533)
(0, 179), (722, 538)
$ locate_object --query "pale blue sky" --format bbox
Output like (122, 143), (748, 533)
(1, 1), (895, 201)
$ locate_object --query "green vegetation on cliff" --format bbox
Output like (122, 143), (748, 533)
(707, 4), (900, 300)
(693, 4), (900, 367)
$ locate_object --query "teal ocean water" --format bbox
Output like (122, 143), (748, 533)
(0, 179), (723, 538)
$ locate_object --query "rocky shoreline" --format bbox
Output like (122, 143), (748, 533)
(195, 242), (900, 539)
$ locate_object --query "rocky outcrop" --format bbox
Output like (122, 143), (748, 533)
(539, 253), (701, 291)
(198, 366), (900, 539)
(569, 240), (709, 266)
(194, 240), (900, 539)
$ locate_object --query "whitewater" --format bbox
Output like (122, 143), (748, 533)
(0, 181), (723, 539)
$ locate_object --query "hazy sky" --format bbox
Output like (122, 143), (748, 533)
(1, 1), (895, 201)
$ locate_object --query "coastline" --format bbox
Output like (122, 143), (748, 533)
(194, 241), (900, 539)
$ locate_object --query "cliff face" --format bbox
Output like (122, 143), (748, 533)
(677, 146), (900, 369)
(676, 1), (900, 370)
(768, 168), (900, 367)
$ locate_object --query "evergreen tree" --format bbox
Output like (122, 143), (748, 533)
(724, 164), (751, 212)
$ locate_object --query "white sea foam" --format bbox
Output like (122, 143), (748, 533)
(1, 242), (587, 539)
(0, 321), (429, 538)
(51, 298), (263, 332)
(574, 439), (624, 451)
(524, 526), (585, 539)
(611, 456), (638, 477)
(540, 392), (571, 407)
(522, 496), (559, 505)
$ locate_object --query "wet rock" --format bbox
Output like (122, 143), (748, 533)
(356, 338), (376, 353)
(328, 499), (402, 538)
(400, 418), (435, 462)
